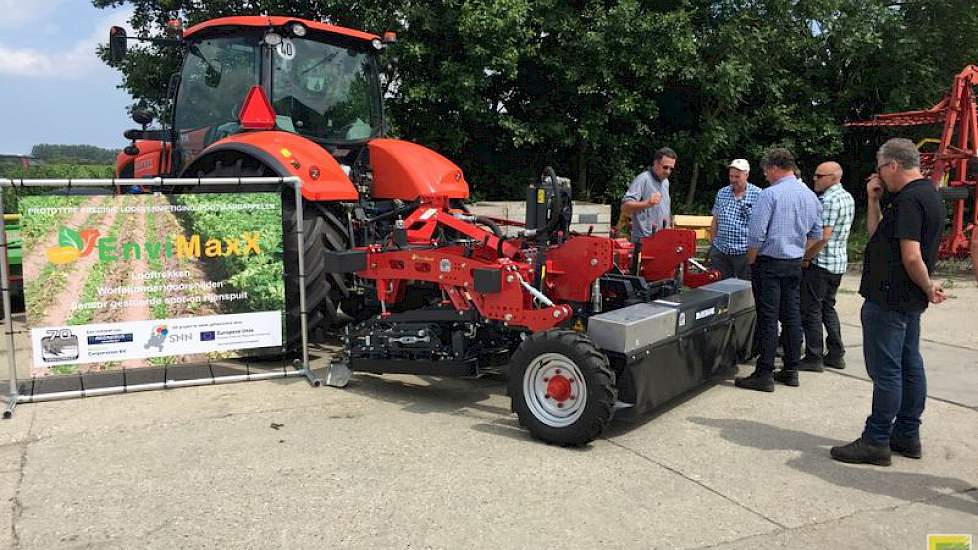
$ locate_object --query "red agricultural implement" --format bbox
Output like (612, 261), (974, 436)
(322, 168), (758, 445)
(109, 16), (754, 445)
(846, 65), (978, 259)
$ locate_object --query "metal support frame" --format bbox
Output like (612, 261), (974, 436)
(0, 176), (321, 418)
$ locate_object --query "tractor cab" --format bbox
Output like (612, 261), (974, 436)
(111, 16), (388, 175)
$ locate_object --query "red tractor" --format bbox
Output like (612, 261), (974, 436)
(109, 16), (464, 342)
(111, 16), (756, 445)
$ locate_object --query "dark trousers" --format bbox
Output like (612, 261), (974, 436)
(860, 300), (926, 445)
(751, 256), (803, 374)
(800, 264), (844, 359)
(710, 246), (751, 280)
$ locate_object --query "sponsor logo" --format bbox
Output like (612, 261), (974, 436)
(144, 325), (190, 352)
(40, 329), (79, 363)
(928, 535), (972, 550)
(145, 325), (169, 352)
(200, 331), (216, 342)
(87, 333), (134, 345)
(47, 226), (263, 265)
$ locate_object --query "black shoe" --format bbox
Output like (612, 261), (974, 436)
(773, 369), (799, 386)
(797, 356), (824, 372)
(823, 355), (846, 369)
(890, 436), (922, 459)
(735, 371), (774, 392)
(830, 437), (892, 466)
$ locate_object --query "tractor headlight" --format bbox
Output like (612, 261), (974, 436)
(290, 23), (307, 37)
(371, 38), (383, 50)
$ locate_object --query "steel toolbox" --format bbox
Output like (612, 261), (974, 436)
(702, 278), (757, 362)
(589, 280), (755, 416)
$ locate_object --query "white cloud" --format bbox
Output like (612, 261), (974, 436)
(0, 0), (64, 29)
(0, 9), (131, 78)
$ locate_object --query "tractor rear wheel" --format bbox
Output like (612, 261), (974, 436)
(187, 154), (353, 346)
(509, 330), (616, 446)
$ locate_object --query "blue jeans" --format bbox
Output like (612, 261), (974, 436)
(861, 299), (926, 445)
(751, 257), (803, 374)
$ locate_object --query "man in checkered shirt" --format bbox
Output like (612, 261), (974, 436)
(798, 162), (855, 371)
(710, 158), (762, 279)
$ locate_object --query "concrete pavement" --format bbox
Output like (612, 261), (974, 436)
(1, 274), (976, 549)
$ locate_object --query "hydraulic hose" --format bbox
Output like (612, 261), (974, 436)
(540, 166), (564, 237)
(475, 216), (503, 238)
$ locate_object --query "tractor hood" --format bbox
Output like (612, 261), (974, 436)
(368, 139), (469, 201)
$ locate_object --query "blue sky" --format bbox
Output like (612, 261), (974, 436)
(0, 0), (133, 154)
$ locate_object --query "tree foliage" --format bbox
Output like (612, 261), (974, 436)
(94, 0), (978, 209)
(30, 144), (119, 164)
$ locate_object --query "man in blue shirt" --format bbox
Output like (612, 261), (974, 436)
(710, 158), (762, 279)
(621, 147), (675, 241)
(735, 148), (822, 392)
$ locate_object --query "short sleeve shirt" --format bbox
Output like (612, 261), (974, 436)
(622, 170), (671, 240)
(859, 179), (945, 312)
(711, 183), (761, 255)
(813, 183), (855, 274)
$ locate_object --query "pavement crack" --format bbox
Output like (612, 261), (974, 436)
(604, 438), (788, 531)
(823, 369), (978, 412)
(10, 412), (37, 550)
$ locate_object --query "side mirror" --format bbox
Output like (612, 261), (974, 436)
(109, 26), (128, 64)
(132, 108), (154, 127)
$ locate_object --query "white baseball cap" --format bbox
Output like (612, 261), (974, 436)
(728, 159), (750, 172)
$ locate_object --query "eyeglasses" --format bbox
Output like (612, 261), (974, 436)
(876, 161), (893, 172)
(813, 173), (832, 179)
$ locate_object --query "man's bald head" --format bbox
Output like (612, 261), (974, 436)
(814, 161), (843, 192)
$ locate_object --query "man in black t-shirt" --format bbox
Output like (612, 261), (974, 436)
(831, 138), (946, 467)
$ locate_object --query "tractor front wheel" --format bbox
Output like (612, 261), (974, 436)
(509, 330), (616, 446)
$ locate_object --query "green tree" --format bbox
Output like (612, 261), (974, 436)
(94, 0), (978, 208)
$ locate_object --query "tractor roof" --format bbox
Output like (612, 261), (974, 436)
(183, 15), (379, 42)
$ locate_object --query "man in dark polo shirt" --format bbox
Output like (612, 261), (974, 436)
(831, 138), (946, 466)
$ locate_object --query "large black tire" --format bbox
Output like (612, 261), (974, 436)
(509, 330), (616, 446)
(185, 153), (352, 347)
(282, 200), (352, 342)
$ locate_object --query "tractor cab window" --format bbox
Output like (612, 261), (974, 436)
(174, 35), (260, 159)
(271, 38), (382, 143)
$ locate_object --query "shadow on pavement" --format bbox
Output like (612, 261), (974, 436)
(345, 373), (512, 418)
(689, 417), (978, 517)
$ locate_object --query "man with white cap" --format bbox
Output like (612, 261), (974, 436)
(709, 158), (762, 279)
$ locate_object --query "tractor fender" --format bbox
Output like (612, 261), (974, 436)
(116, 150), (135, 178)
(368, 139), (469, 200)
(116, 140), (170, 178)
(182, 131), (358, 201)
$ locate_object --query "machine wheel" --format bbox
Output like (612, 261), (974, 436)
(187, 154), (353, 346)
(509, 330), (616, 446)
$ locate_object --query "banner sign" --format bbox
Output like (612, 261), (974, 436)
(19, 192), (285, 376)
